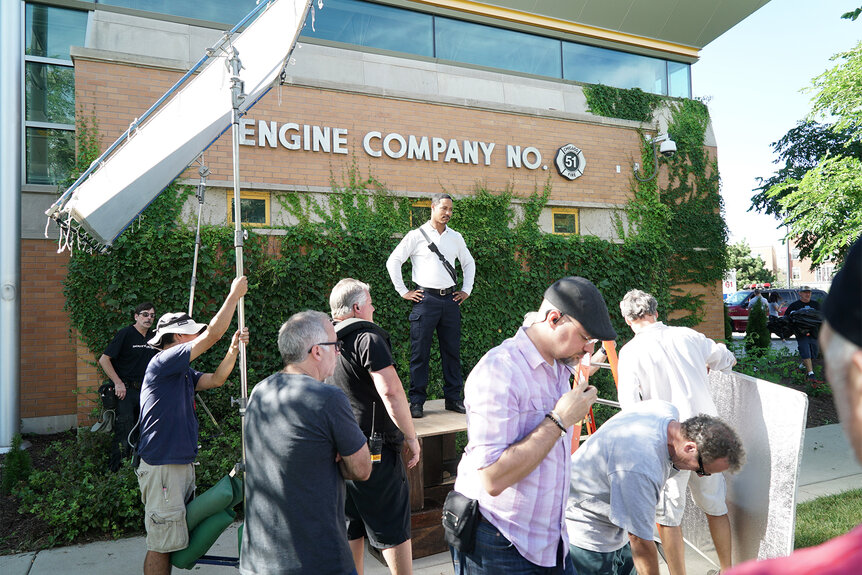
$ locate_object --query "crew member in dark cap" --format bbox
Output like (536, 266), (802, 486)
(727, 236), (862, 575)
(450, 276), (616, 575)
(136, 276), (248, 575)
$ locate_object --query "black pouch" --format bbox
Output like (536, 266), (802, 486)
(98, 382), (117, 411)
(442, 490), (479, 553)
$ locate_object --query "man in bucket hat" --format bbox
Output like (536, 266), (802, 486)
(136, 276), (248, 575)
(450, 276), (616, 575)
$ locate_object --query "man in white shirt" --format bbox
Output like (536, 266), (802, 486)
(617, 289), (738, 575)
(386, 193), (475, 418)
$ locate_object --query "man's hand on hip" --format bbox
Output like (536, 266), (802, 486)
(554, 378), (597, 428)
(453, 291), (469, 304)
(403, 289), (424, 302)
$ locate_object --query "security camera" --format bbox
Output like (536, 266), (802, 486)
(659, 139), (677, 158)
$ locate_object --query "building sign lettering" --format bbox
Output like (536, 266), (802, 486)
(238, 119), (583, 178)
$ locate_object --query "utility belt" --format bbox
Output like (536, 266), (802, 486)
(419, 285), (456, 297)
(124, 380), (143, 391)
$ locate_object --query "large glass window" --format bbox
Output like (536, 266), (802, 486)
(301, 0), (433, 57)
(668, 61), (691, 99)
(562, 42), (667, 95)
(97, 0), (259, 27)
(25, 62), (75, 125)
(24, 3), (86, 185)
(435, 17), (560, 78)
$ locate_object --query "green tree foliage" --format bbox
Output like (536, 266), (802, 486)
(756, 39), (862, 267)
(1, 434), (32, 495)
(727, 241), (776, 285)
(745, 297), (771, 356)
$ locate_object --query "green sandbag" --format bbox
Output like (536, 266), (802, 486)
(237, 522), (243, 554)
(171, 508), (236, 570)
(186, 474), (242, 531)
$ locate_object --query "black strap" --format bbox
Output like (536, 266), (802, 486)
(419, 227), (457, 284)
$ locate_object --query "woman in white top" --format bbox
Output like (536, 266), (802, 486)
(767, 292), (781, 318)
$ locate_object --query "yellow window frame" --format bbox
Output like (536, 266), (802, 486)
(410, 199), (432, 228)
(551, 207), (579, 235)
(227, 190), (271, 227)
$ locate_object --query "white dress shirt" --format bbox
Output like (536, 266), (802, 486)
(617, 321), (736, 420)
(386, 221), (475, 296)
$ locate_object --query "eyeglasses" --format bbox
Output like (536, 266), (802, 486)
(139, 312), (156, 318)
(555, 313), (599, 346)
(308, 341), (343, 354)
(695, 452), (711, 477)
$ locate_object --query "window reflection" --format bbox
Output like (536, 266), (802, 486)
(96, 0), (259, 26)
(303, 0), (433, 57)
(668, 61), (691, 98)
(563, 42), (667, 95)
(26, 127), (76, 186)
(25, 3), (87, 60)
(26, 63), (75, 124)
(435, 17), (560, 78)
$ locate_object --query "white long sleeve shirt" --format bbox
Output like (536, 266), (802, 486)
(617, 321), (736, 420)
(386, 221), (475, 296)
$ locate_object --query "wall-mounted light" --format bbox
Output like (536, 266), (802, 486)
(634, 133), (676, 182)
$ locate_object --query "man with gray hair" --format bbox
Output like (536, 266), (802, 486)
(617, 289), (737, 575)
(726, 235), (862, 575)
(567, 401), (744, 575)
(240, 310), (371, 575)
(386, 192), (475, 418)
(328, 278), (420, 575)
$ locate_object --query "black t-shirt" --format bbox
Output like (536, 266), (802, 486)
(786, 299), (820, 315)
(103, 324), (158, 383)
(328, 319), (400, 440)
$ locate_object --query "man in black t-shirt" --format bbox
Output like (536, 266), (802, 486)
(786, 286), (822, 380)
(99, 301), (158, 471)
(328, 278), (420, 575)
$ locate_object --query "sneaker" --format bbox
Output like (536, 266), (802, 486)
(445, 399), (466, 414)
(410, 403), (424, 418)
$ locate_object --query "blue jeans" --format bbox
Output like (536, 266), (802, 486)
(450, 519), (575, 575)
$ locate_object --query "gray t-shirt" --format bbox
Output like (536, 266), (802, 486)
(566, 400), (678, 552)
(239, 372), (367, 575)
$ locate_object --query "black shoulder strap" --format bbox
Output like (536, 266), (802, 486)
(419, 227), (457, 284)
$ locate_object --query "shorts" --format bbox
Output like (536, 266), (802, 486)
(797, 334), (819, 360)
(656, 470), (727, 526)
(568, 542), (633, 575)
(345, 444), (411, 549)
(136, 459), (196, 552)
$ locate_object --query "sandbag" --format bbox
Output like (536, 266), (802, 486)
(185, 474), (242, 532)
(171, 508), (236, 570)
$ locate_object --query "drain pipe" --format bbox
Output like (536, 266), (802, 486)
(0, 0), (24, 452)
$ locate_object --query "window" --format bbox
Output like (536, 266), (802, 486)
(792, 268), (801, 280)
(228, 191), (271, 226)
(301, 0), (690, 98)
(97, 0), (259, 26)
(815, 264), (834, 283)
(435, 17), (561, 78)
(24, 3), (87, 185)
(410, 199), (431, 228)
(552, 208), (579, 235)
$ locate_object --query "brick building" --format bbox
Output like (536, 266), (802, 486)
(5, 0), (770, 436)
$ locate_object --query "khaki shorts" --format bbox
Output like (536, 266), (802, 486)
(656, 469), (728, 526)
(136, 460), (196, 552)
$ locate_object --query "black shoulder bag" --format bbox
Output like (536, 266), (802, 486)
(442, 490), (480, 553)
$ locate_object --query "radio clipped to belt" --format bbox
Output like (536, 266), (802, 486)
(368, 402), (383, 464)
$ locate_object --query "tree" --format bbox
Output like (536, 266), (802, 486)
(727, 241), (776, 286)
(754, 38), (862, 268)
(745, 299), (771, 356)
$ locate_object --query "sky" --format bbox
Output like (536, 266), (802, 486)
(691, 0), (860, 251)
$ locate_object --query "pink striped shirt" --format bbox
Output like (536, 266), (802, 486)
(454, 327), (573, 567)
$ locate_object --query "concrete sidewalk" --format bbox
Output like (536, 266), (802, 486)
(3, 424), (861, 575)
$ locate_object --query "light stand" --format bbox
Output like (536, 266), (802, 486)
(634, 133), (676, 182)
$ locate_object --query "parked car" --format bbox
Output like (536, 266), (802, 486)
(725, 288), (827, 333)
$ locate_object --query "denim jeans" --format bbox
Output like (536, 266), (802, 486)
(450, 518), (575, 575)
(568, 543), (635, 575)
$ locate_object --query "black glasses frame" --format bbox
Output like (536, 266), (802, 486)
(308, 340), (343, 354)
(695, 452), (711, 477)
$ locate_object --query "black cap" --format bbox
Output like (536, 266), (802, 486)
(544, 276), (617, 341)
(823, 236), (862, 348)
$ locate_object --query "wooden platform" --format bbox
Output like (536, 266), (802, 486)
(403, 399), (467, 559)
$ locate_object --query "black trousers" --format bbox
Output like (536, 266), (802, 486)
(109, 385), (140, 472)
(408, 291), (463, 405)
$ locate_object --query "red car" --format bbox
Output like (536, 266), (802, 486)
(725, 288), (827, 333)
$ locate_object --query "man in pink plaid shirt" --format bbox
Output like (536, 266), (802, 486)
(451, 276), (617, 575)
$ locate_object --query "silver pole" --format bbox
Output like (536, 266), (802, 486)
(0, 0), (24, 452)
(228, 48), (248, 470)
(188, 164), (209, 316)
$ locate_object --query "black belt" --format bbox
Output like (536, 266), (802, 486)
(420, 286), (456, 297)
